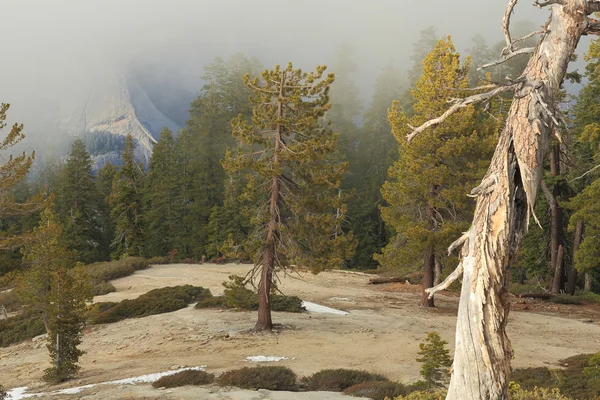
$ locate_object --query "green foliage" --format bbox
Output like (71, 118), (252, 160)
(551, 295), (582, 305)
(378, 37), (495, 284)
(217, 366), (297, 391)
(84, 257), (149, 284)
(110, 134), (145, 258)
(415, 332), (452, 388)
(91, 281), (116, 296)
(301, 369), (388, 391)
(0, 310), (45, 347)
(512, 354), (600, 399)
(583, 353), (600, 381)
(391, 391), (446, 400)
(144, 128), (183, 258)
(90, 285), (212, 324)
(53, 139), (106, 263)
(343, 381), (407, 400)
(270, 295), (303, 313)
(151, 370), (215, 388)
(0, 289), (21, 312)
(146, 256), (170, 265)
(43, 266), (92, 383)
(509, 383), (572, 400)
(194, 295), (228, 309)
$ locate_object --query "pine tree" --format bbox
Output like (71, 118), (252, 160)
(416, 332), (452, 388)
(225, 63), (355, 331)
(95, 162), (118, 260)
(110, 134), (145, 258)
(177, 53), (261, 258)
(144, 128), (182, 257)
(378, 37), (496, 307)
(54, 139), (104, 263)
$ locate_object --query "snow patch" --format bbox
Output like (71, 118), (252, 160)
(302, 301), (348, 315)
(246, 356), (288, 363)
(6, 366), (206, 399)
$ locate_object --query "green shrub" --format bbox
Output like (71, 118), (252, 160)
(391, 391), (446, 400)
(90, 286), (212, 324)
(301, 369), (388, 391)
(551, 295), (582, 305)
(194, 296), (228, 309)
(509, 383), (572, 400)
(217, 366), (297, 391)
(0, 290), (21, 312)
(147, 256), (170, 265)
(271, 295), (303, 312)
(152, 370), (214, 388)
(343, 381), (407, 399)
(223, 275), (258, 309)
(0, 310), (46, 347)
(91, 281), (116, 296)
(84, 257), (150, 283)
(579, 291), (600, 304)
(416, 332), (452, 388)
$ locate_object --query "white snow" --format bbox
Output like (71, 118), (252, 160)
(6, 366), (206, 399)
(246, 356), (288, 363)
(302, 301), (348, 315)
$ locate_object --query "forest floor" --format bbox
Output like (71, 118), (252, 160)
(2, 263), (600, 399)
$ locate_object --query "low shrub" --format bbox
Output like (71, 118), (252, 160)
(90, 285), (212, 324)
(147, 256), (170, 265)
(0, 290), (21, 313)
(391, 391), (446, 400)
(343, 381), (407, 399)
(551, 295), (582, 305)
(579, 291), (600, 304)
(152, 370), (214, 388)
(84, 257), (150, 283)
(195, 296), (228, 309)
(271, 295), (303, 312)
(301, 368), (388, 391)
(91, 281), (116, 296)
(0, 310), (46, 347)
(509, 383), (572, 400)
(217, 366), (297, 391)
(223, 276), (258, 310)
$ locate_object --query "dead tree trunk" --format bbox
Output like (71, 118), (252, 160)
(552, 245), (565, 294)
(566, 220), (584, 294)
(416, 2), (597, 398)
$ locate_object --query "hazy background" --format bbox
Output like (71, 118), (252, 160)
(0, 0), (583, 160)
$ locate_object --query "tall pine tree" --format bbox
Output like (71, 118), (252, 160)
(378, 38), (495, 307)
(225, 63), (355, 331)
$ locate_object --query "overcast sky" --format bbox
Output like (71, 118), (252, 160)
(0, 0), (578, 146)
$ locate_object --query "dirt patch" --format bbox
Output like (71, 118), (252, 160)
(2, 263), (600, 399)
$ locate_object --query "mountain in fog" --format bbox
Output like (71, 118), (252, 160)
(61, 75), (181, 168)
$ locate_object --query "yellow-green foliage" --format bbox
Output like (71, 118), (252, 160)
(416, 332), (452, 388)
(301, 369), (388, 391)
(389, 391), (446, 400)
(217, 366), (297, 391)
(152, 370), (214, 388)
(509, 383), (572, 400)
(377, 37), (496, 274)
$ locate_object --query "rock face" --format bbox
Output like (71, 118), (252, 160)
(62, 75), (181, 167)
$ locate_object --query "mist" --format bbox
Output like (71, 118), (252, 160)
(0, 0), (570, 160)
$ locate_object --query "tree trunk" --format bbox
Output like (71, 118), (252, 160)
(552, 245), (565, 294)
(434, 258), (443, 286)
(549, 144), (565, 293)
(442, 5), (588, 399)
(566, 220), (584, 295)
(255, 243), (274, 331)
(422, 249), (435, 308)
(585, 273), (593, 292)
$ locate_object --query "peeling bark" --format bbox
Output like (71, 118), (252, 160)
(443, 3), (589, 398)
(422, 249), (435, 308)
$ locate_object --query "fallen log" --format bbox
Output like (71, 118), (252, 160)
(368, 277), (410, 285)
(515, 292), (553, 300)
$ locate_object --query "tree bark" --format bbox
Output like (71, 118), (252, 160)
(422, 249), (435, 308)
(585, 273), (593, 292)
(566, 220), (584, 294)
(441, 4), (589, 399)
(549, 144), (565, 293)
(552, 245), (565, 294)
(434, 258), (443, 286)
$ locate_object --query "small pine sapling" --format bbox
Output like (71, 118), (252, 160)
(416, 331), (452, 388)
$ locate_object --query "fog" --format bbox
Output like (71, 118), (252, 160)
(0, 0), (577, 157)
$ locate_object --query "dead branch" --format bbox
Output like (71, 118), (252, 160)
(478, 47), (536, 71)
(406, 85), (517, 143)
(425, 262), (463, 298)
(570, 162), (600, 182)
(502, 0), (519, 52)
(540, 179), (557, 209)
(448, 232), (469, 255)
(534, 0), (565, 7)
(368, 276), (411, 285)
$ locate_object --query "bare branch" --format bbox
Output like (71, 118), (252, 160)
(585, 17), (600, 35)
(448, 232), (469, 256)
(512, 29), (545, 46)
(478, 47), (536, 71)
(534, 0), (565, 7)
(540, 179), (557, 209)
(502, 0), (519, 52)
(425, 262), (464, 298)
(407, 85), (517, 143)
(569, 163), (600, 182)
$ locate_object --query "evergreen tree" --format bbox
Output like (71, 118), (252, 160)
(144, 128), (182, 257)
(177, 53), (261, 258)
(378, 38), (496, 307)
(225, 63), (355, 331)
(416, 332), (452, 388)
(348, 61), (403, 269)
(54, 139), (104, 263)
(110, 134), (145, 258)
(95, 162), (118, 260)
